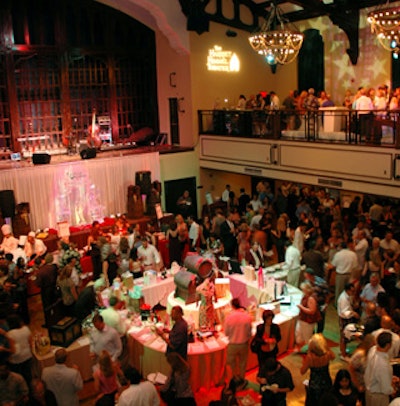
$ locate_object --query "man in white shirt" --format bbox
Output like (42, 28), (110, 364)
(328, 242), (359, 304)
(354, 230), (369, 271)
(24, 231), (47, 260)
(188, 215), (200, 251)
(372, 315), (400, 360)
(364, 332), (398, 406)
(249, 207), (264, 231)
(284, 240), (301, 288)
(118, 366), (159, 406)
(90, 313), (122, 362)
(100, 296), (127, 336)
(355, 87), (374, 141)
(222, 184), (231, 203)
(42, 349), (83, 406)
(337, 282), (360, 361)
(137, 238), (161, 272)
(269, 91), (280, 109)
(380, 230), (400, 259)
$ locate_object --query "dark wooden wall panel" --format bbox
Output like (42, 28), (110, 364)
(0, 0), (158, 152)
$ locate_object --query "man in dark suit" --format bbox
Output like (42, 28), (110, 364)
(220, 211), (237, 258)
(238, 188), (251, 216)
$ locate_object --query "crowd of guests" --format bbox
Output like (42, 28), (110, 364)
(232, 84), (400, 140)
(1, 178), (400, 404)
(162, 179), (400, 406)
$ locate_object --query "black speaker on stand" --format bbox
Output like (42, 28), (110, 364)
(135, 171), (152, 196)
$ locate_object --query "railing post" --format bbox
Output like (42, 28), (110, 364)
(395, 111), (400, 149)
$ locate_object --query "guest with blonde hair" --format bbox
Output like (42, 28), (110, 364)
(349, 334), (375, 404)
(295, 281), (320, 351)
(57, 265), (78, 316)
(300, 333), (335, 406)
(93, 350), (123, 406)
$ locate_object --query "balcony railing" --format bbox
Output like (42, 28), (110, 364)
(198, 108), (400, 148)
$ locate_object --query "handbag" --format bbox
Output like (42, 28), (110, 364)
(250, 336), (259, 354)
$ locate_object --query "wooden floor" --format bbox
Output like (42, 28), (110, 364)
(28, 293), (355, 405)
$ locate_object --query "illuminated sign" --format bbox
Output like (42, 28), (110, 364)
(207, 45), (240, 72)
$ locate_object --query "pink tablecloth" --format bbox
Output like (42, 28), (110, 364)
(128, 327), (227, 392)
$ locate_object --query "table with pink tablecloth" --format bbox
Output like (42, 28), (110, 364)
(128, 326), (227, 392)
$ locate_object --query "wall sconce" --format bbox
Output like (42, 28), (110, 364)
(178, 97), (185, 113)
(169, 72), (176, 88)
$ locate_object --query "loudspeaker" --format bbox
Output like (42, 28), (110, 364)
(0, 190), (16, 218)
(80, 148), (97, 159)
(32, 153), (51, 165)
(135, 171), (152, 196)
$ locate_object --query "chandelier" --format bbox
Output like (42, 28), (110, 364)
(248, 1), (303, 65)
(367, 5), (400, 56)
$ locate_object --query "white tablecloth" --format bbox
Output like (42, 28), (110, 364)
(139, 277), (176, 307)
(228, 273), (302, 356)
(32, 335), (94, 381)
(101, 276), (176, 308)
(166, 291), (232, 329)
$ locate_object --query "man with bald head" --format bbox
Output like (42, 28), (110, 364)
(41, 348), (83, 406)
(372, 315), (400, 360)
(360, 273), (385, 318)
(363, 302), (380, 336)
(156, 305), (188, 360)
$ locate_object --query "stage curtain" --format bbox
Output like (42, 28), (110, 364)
(0, 152), (160, 230)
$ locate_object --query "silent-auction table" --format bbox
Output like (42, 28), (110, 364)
(32, 275), (175, 381)
(128, 266), (302, 391)
(33, 267), (302, 390)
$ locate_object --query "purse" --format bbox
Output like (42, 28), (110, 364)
(250, 336), (259, 353)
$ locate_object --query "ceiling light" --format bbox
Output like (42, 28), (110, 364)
(248, 1), (303, 65)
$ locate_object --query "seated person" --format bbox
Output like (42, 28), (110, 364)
(24, 231), (47, 261)
(0, 224), (19, 255)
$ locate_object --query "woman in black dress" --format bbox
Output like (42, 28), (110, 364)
(166, 221), (182, 265)
(300, 333), (335, 406)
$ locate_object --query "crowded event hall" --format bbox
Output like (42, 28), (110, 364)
(1, 0), (400, 405)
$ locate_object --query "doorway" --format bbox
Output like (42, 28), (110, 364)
(164, 177), (197, 218)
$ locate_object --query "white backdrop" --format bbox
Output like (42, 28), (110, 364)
(0, 152), (160, 230)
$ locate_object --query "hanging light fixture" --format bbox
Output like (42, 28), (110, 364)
(367, 4), (400, 57)
(248, 1), (303, 65)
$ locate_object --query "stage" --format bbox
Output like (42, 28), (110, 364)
(0, 144), (188, 232)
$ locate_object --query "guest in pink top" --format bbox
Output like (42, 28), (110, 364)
(93, 350), (123, 406)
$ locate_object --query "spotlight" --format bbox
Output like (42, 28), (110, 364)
(265, 54), (276, 64)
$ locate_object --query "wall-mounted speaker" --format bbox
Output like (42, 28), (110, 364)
(135, 171), (152, 196)
(32, 153), (51, 165)
(80, 148), (97, 160)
